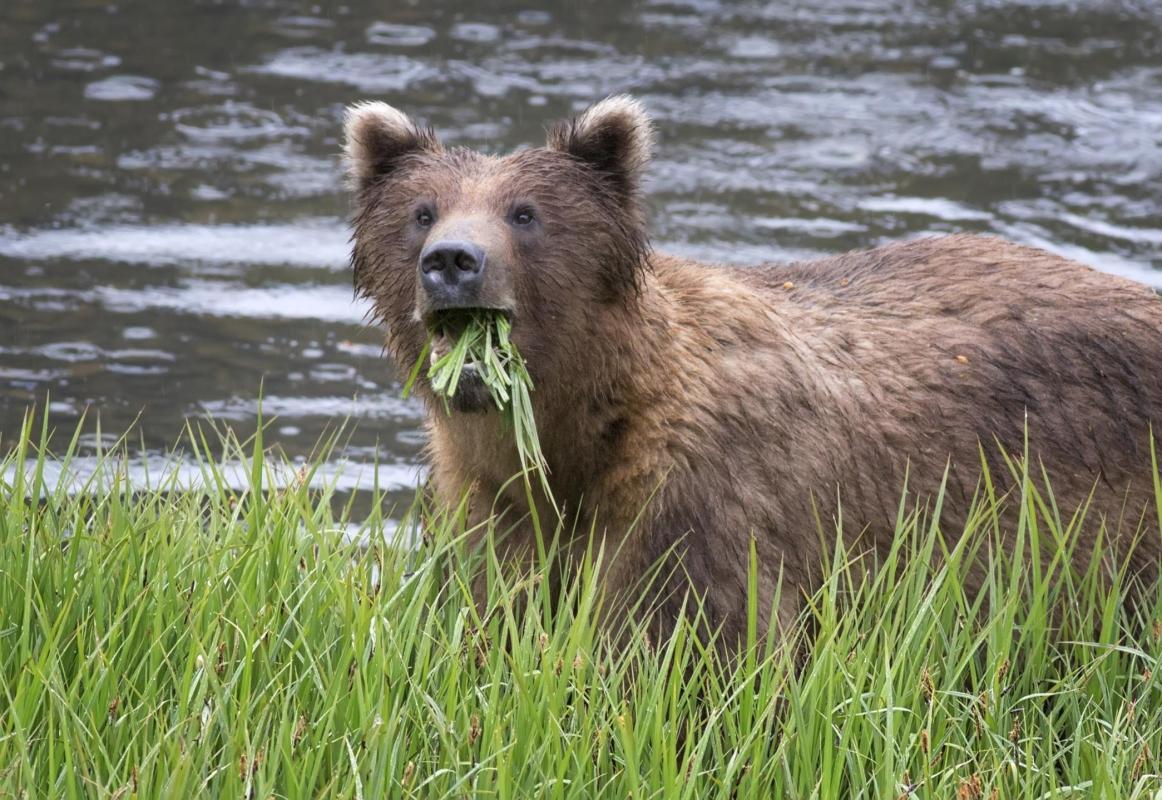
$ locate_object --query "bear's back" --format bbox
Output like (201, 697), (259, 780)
(657, 234), (1162, 583)
(725, 235), (1162, 428)
(733, 234), (1159, 328)
(646, 235), (1162, 629)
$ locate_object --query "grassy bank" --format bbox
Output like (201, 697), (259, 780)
(1, 414), (1160, 798)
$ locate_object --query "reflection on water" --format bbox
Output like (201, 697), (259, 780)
(1, 0), (1161, 510)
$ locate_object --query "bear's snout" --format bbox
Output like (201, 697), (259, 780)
(420, 240), (487, 309)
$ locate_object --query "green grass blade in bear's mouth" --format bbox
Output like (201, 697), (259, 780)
(417, 310), (512, 403)
(404, 309), (554, 510)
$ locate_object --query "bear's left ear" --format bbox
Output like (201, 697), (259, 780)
(546, 95), (654, 202)
(343, 101), (441, 191)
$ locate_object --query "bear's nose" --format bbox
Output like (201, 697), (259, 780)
(419, 240), (486, 306)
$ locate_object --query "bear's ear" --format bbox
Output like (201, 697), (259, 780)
(343, 101), (440, 190)
(546, 95), (654, 200)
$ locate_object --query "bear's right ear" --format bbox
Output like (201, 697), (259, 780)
(343, 101), (440, 190)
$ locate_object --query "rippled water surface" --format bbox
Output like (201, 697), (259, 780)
(2, 0), (1161, 508)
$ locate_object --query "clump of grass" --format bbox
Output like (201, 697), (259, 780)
(2, 411), (1161, 798)
(403, 311), (552, 505)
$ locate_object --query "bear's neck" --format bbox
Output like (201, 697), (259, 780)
(531, 254), (811, 521)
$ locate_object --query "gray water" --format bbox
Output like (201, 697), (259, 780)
(2, 0), (1161, 510)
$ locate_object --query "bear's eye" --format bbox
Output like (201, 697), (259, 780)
(512, 207), (535, 227)
(415, 207), (434, 228)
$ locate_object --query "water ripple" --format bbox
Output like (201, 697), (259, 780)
(0, 220), (348, 270)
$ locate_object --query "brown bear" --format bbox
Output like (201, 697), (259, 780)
(343, 95), (1162, 644)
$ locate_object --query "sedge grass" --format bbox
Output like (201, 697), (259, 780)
(1, 412), (1161, 798)
(404, 311), (552, 508)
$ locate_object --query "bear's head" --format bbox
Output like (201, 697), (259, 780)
(344, 96), (653, 413)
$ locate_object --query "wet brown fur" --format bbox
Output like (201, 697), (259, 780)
(345, 97), (1162, 645)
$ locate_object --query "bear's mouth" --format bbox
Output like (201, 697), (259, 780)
(425, 307), (512, 361)
(424, 307), (513, 413)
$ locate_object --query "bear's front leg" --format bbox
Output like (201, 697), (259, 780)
(616, 487), (812, 653)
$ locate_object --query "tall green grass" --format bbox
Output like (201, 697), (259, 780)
(1, 412), (1160, 798)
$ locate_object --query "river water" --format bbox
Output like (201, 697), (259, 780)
(1, 0), (1160, 511)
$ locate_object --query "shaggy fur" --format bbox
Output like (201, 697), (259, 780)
(345, 96), (1162, 644)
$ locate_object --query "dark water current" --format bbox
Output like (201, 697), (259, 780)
(1, 0), (1161, 514)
